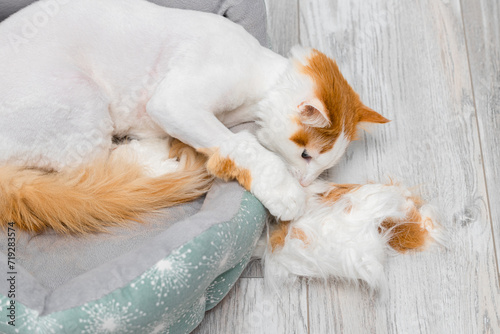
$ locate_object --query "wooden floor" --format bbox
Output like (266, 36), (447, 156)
(194, 0), (500, 333)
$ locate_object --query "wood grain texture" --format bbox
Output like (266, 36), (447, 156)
(266, 0), (299, 56)
(192, 278), (309, 334)
(461, 0), (500, 277)
(240, 259), (263, 278)
(300, 0), (500, 332)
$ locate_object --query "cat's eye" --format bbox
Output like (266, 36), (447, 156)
(301, 150), (312, 162)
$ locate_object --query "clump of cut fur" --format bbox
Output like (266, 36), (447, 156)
(263, 181), (442, 297)
(0, 141), (214, 234)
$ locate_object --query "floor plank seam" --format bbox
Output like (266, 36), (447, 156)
(306, 281), (310, 334)
(297, 0), (302, 46)
(458, 0), (500, 280)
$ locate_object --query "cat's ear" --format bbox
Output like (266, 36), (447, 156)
(354, 106), (390, 139)
(298, 99), (330, 128)
(357, 106), (390, 124)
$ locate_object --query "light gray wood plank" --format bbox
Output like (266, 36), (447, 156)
(307, 280), (382, 334)
(192, 278), (309, 334)
(461, 0), (500, 277)
(299, 0), (500, 332)
(240, 259), (263, 278)
(266, 0), (299, 56)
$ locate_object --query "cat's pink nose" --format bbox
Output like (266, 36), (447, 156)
(300, 179), (312, 187)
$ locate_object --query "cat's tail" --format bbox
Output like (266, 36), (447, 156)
(0, 141), (214, 234)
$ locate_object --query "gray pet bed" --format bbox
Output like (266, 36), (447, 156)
(0, 1), (269, 333)
(0, 179), (266, 333)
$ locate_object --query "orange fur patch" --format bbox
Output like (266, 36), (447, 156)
(290, 227), (309, 245)
(169, 139), (201, 167)
(380, 206), (429, 253)
(321, 183), (361, 203)
(269, 222), (309, 252)
(291, 50), (389, 152)
(0, 146), (213, 234)
(290, 129), (309, 147)
(269, 221), (290, 252)
(202, 149), (252, 190)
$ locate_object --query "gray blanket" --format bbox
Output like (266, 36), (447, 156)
(0, 0), (269, 46)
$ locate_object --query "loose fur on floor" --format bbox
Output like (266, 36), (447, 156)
(262, 181), (443, 296)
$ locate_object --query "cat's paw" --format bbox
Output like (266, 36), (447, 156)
(264, 180), (306, 221)
(204, 131), (307, 220)
(251, 165), (306, 221)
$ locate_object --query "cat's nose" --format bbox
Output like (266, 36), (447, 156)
(300, 178), (312, 187)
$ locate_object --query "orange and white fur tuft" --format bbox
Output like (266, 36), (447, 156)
(0, 139), (213, 234)
(260, 181), (443, 296)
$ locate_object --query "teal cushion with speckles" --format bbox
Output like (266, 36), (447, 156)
(0, 184), (266, 334)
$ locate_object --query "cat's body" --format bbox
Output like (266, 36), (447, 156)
(0, 0), (388, 233)
(0, 0), (278, 167)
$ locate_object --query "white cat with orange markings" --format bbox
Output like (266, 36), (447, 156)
(0, 0), (388, 234)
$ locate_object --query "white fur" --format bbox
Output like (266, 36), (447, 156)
(111, 138), (180, 177)
(263, 181), (442, 297)
(289, 45), (314, 66)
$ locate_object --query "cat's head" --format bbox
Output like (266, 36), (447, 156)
(257, 47), (389, 186)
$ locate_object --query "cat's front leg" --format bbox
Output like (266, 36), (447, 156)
(146, 79), (306, 220)
(200, 131), (306, 220)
